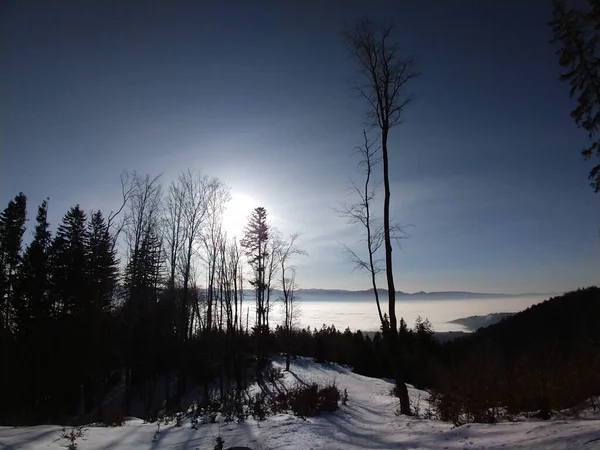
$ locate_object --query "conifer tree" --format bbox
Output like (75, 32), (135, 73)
(241, 207), (270, 375)
(14, 200), (52, 414)
(49, 206), (88, 317)
(17, 199), (52, 334)
(551, 0), (600, 191)
(87, 210), (118, 313)
(0, 193), (27, 417)
(0, 193), (27, 336)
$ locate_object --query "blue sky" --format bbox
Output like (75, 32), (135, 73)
(2, 1), (598, 294)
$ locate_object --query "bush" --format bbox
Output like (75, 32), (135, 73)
(60, 426), (84, 450)
(288, 382), (341, 418)
(590, 394), (600, 412)
(289, 383), (318, 418)
(249, 393), (267, 421)
(428, 391), (463, 426)
(318, 383), (341, 412)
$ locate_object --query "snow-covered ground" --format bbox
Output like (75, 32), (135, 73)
(1, 357), (599, 449)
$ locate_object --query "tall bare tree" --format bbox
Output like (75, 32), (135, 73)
(176, 170), (229, 398)
(199, 180), (230, 332)
(278, 233), (306, 371)
(163, 179), (185, 294)
(122, 172), (163, 413)
(342, 17), (418, 415)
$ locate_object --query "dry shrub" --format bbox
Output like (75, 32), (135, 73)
(288, 382), (340, 418)
(60, 426), (84, 450)
(99, 407), (125, 427)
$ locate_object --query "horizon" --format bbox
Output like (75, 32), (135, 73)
(2, 1), (599, 295)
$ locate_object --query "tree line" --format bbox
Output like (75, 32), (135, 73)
(276, 288), (600, 423)
(0, 170), (304, 425)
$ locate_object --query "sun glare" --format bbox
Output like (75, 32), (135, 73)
(222, 192), (259, 238)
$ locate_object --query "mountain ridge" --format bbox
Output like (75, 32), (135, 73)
(290, 288), (549, 298)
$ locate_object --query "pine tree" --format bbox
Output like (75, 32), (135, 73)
(15, 199), (53, 416)
(49, 206), (88, 317)
(0, 193), (27, 419)
(16, 199), (52, 334)
(241, 207), (270, 331)
(46, 206), (90, 415)
(241, 207), (270, 377)
(551, 0), (600, 192)
(87, 211), (118, 313)
(83, 210), (119, 413)
(0, 193), (27, 336)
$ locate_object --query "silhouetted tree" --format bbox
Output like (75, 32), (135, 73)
(122, 173), (163, 413)
(0, 192), (27, 415)
(336, 131), (386, 325)
(0, 193), (27, 336)
(50, 206), (89, 317)
(551, 0), (600, 191)
(48, 205), (91, 414)
(278, 233), (306, 371)
(83, 210), (119, 412)
(241, 207), (271, 376)
(15, 199), (51, 414)
(342, 17), (418, 415)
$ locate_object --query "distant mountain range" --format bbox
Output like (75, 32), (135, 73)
(285, 288), (548, 301)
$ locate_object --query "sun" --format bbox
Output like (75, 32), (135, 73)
(222, 192), (260, 238)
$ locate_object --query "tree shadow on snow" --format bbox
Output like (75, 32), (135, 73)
(0, 427), (61, 450)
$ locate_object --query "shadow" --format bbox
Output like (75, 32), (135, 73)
(0, 426), (61, 450)
(285, 370), (308, 387)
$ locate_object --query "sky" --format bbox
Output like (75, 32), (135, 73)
(2, 1), (599, 295)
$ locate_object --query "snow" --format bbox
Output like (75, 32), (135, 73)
(1, 357), (599, 449)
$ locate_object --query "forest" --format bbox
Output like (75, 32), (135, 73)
(0, 181), (598, 427)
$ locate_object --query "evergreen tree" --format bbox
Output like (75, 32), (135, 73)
(0, 193), (27, 336)
(241, 207), (270, 376)
(83, 210), (119, 413)
(241, 207), (270, 330)
(87, 210), (118, 313)
(0, 193), (27, 420)
(46, 206), (89, 415)
(551, 0), (600, 191)
(16, 199), (51, 334)
(49, 206), (88, 317)
(15, 199), (53, 417)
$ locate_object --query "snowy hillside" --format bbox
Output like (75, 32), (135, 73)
(1, 357), (599, 449)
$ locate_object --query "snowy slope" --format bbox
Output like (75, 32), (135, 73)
(1, 357), (599, 449)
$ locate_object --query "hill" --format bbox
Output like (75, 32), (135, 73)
(0, 356), (598, 449)
(433, 287), (600, 421)
(448, 312), (516, 330)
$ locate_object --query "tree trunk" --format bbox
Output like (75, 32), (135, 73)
(382, 128), (411, 415)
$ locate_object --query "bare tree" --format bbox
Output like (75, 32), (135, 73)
(122, 172), (163, 414)
(160, 182), (185, 410)
(179, 170), (208, 340)
(107, 172), (137, 251)
(176, 170), (229, 397)
(342, 17), (418, 415)
(163, 180), (185, 294)
(199, 180), (230, 332)
(335, 131), (386, 326)
(278, 233), (306, 371)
